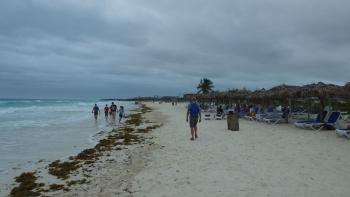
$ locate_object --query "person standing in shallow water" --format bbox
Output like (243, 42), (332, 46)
(110, 102), (117, 120)
(92, 104), (100, 120)
(104, 104), (109, 118)
(186, 97), (201, 141)
(118, 106), (124, 123)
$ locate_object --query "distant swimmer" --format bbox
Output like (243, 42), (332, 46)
(104, 104), (109, 117)
(92, 104), (100, 120)
(118, 106), (124, 123)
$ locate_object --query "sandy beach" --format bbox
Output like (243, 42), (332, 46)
(46, 102), (350, 197)
(3, 1), (350, 196)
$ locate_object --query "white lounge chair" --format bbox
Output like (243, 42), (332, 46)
(335, 129), (350, 139)
(204, 113), (212, 120)
(215, 113), (224, 120)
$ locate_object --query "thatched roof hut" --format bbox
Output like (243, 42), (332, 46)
(184, 82), (350, 110)
(293, 82), (349, 100)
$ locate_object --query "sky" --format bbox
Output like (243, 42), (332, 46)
(0, 0), (349, 99)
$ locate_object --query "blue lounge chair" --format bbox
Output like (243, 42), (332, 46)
(294, 114), (322, 128)
(294, 110), (329, 128)
(303, 111), (341, 131)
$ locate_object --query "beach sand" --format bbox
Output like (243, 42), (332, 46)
(131, 102), (350, 197)
(21, 102), (350, 197)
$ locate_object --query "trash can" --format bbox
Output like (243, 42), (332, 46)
(227, 111), (239, 131)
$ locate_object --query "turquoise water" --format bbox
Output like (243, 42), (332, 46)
(0, 99), (135, 193)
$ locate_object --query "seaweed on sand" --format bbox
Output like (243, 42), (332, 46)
(48, 160), (80, 180)
(137, 124), (162, 133)
(49, 184), (67, 191)
(125, 113), (143, 126)
(66, 179), (88, 186)
(116, 127), (143, 145)
(76, 148), (101, 161)
(94, 138), (116, 152)
(10, 172), (44, 197)
(140, 105), (152, 113)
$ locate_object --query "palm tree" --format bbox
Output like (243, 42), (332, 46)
(197, 78), (214, 94)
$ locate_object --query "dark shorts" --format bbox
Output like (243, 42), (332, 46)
(189, 116), (198, 128)
(105, 112), (108, 116)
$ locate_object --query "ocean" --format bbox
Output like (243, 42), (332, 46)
(0, 99), (135, 192)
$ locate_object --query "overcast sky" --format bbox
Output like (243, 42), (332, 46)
(0, 0), (349, 99)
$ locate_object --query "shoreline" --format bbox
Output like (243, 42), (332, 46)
(8, 103), (165, 197)
(6, 102), (350, 196)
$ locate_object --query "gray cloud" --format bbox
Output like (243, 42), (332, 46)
(0, 0), (349, 98)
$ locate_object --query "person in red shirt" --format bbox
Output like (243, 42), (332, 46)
(104, 104), (109, 117)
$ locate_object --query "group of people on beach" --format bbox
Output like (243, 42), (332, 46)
(92, 102), (124, 123)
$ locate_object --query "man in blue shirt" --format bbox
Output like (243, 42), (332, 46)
(186, 97), (201, 141)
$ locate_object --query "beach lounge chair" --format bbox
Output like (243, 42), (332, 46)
(263, 112), (284, 124)
(244, 114), (255, 121)
(302, 111), (341, 131)
(256, 107), (274, 122)
(265, 107), (290, 124)
(294, 114), (322, 128)
(215, 113), (224, 120)
(239, 111), (245, 118)
(204, 113), (212, 120)
(294, 110), (329, 128)
(335, 129), (350, 139)
(255, 113), (269, 121)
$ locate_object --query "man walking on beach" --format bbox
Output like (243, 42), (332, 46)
(186, 97), (201, 141)
(92, 104), (100, 120)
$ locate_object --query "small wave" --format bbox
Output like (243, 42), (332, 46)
(0, 168), (7, 175)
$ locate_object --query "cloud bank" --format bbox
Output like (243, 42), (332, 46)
(0, 0), (349, 98)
